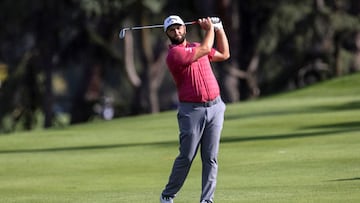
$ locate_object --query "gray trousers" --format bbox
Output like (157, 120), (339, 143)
(162, 97), (226, 202)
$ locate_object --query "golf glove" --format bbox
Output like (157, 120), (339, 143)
(211, 17), (223, 31)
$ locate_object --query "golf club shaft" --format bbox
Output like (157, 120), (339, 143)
(129, 21), (196, 31)
(129, 24), (163, 30)
(119, 21), (196, 39)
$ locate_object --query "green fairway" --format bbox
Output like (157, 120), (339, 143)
(1, 74), (360, 203)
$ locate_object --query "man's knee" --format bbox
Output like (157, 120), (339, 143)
(176, 154), (194, 166)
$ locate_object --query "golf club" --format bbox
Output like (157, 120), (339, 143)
(119, 21), (196, 39)
(118, 17), (220, 39)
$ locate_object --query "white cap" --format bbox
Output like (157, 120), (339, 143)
(164, 15), (185, 32)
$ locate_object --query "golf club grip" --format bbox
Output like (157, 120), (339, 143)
(185, 21), (197, 25)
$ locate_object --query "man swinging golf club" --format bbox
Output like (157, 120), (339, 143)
(160, 15), (230, 203)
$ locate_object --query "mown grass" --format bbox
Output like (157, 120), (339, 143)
(0, 73), (359, 203)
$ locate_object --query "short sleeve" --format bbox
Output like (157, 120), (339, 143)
(208, 48), (216, 61)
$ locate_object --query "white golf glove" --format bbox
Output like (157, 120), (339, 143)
(210, 17), (223, 31)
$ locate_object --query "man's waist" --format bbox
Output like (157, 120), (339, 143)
(178, 87), (220, 104)
(180, 96), (221, 107)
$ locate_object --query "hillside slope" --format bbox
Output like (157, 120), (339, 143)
(0, 73), (359, 203)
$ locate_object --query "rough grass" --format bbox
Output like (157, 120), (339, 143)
(0, 73), (359, 203)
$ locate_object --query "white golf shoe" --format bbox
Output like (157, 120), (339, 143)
(160, 195), (173, 203)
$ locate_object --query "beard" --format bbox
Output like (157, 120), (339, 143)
(169, 34), (186, 45)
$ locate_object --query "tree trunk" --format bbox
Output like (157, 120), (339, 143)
(350, 31), (360, 72)
(43, 55), (53, 128)
(217, 0), (260, 101)
(130, 10), (167, 114)
(215, 0), (241, 102)
(147, 48), (167, 113)
(123, 20), (142, 87)
(314, 0), (326, 11)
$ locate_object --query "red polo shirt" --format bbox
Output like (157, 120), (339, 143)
(166, 42), (219, 103)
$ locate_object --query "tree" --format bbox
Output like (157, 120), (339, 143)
(1, 0), (360, 133)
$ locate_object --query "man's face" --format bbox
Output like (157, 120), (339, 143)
(166, 24), (186, 45)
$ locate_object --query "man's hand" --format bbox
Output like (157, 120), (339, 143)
(198, 17), (214, 32)
(211, 17), (223, 31)
(213, 22), (223, 31)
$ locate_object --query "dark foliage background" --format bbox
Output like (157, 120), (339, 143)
(1, 0), (359, 133)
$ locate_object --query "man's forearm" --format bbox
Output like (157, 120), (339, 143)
(215, 29), (230, 59)
(193, 19), (215, 61)
(201, 26), (215, 52)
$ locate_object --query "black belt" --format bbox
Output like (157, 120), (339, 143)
(181, 96), (221, 107)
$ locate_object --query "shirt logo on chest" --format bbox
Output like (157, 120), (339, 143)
(185, 47), (193, 53)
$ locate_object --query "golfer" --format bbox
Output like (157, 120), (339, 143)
(160, 15), (230, 203)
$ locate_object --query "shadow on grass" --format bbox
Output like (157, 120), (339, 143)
(301, 121), (360, 130)
(313, 100), (360, 111)
(0, 140), (177, 154)
(0, 124), (359, 154)
(225, 100), (360, 121)
(225, 109), (301, 121)
(223, 119), (360, 144)
(221, 127), (359, 144)
(327, 177), (360, 182)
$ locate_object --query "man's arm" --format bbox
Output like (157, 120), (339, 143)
(192, 17), (215, 61)
(211, 28), (230, 62)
